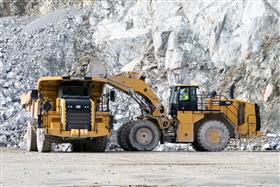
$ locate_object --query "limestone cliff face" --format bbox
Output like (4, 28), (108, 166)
(0, 0), (279, 146)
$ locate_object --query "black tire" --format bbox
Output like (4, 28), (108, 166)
(196, 120), (230, 151)
(72, 142), (84, 152)
(72, 137), (107, 152)
(129, 120), (160, 151)
(191, 140), (206, 151)
(26, 122), (37, 151)
(117, 122), (136, 151)
(91, 137), (108, 152)
(36, 128), (52, 152)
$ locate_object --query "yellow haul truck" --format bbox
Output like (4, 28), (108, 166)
(21, 76), (115, 152)
(21, 72), (262, 152)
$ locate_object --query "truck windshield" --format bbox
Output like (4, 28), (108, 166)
(62, 86), (89, 97)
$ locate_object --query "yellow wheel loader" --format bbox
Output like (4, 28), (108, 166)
(106, 72), (262, 152)
(21, 72), (262, 152)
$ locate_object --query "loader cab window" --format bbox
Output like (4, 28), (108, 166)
(169, 87), (178, 116)
(169, 86), (198, 115)
(178, 86), (198, 111)
(179, 88), (190, 101)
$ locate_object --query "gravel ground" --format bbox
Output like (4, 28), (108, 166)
(1, 148), (279, 186)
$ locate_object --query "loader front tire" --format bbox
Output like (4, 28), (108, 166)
(196, 120), (230, 151)
(26, 122), (37, 151)
(36, 128), (52, 152)
(129, 120), (160, 151)
(117, 122), (135, 151)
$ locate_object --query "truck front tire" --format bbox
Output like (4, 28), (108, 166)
(85, 137), (108, 152)
(36, 128), (52, 152)
(26, 122), (37, 151)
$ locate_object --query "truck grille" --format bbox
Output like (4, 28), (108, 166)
(65, 99), (91, 130)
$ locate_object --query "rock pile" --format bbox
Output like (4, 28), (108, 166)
(0, 0), (279, 150)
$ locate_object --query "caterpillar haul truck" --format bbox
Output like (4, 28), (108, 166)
(21, 72), (262, 152)
(21, 76), (115, 152)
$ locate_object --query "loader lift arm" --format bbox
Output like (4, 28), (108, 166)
(107, 72), (164, 117)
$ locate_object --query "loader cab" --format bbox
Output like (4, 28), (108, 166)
(169, 85), (198, 116)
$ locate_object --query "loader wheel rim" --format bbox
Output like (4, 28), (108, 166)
(135, 127), (153, 146)
(196, 120), (230, 151)
(207, 129), (221, 144)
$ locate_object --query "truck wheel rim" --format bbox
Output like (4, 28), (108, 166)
(135, 127), (153, 145)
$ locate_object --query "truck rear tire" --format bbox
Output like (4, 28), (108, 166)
(196, 120), (230, 151)
(86, 137), (108, 152)
(26, 122), (37, 151)
(117, 122), (136, 151)
(129, 120), (160, 151)
(72, 142), (83, 152)
(37, 128), (52, 152)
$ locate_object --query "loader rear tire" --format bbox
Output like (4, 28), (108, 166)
(196, 120), (230, 152)
(26, 122), (37, 151)
(86, 137), (108, 152)
(117, 122), (136, 151)
(36, 128), (52, 152)
(129, 120), (160, 151)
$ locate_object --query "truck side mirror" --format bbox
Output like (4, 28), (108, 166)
(43, 101), (52, 112)
(110, 90), (116, 102)
(31, 90), (38, 100)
